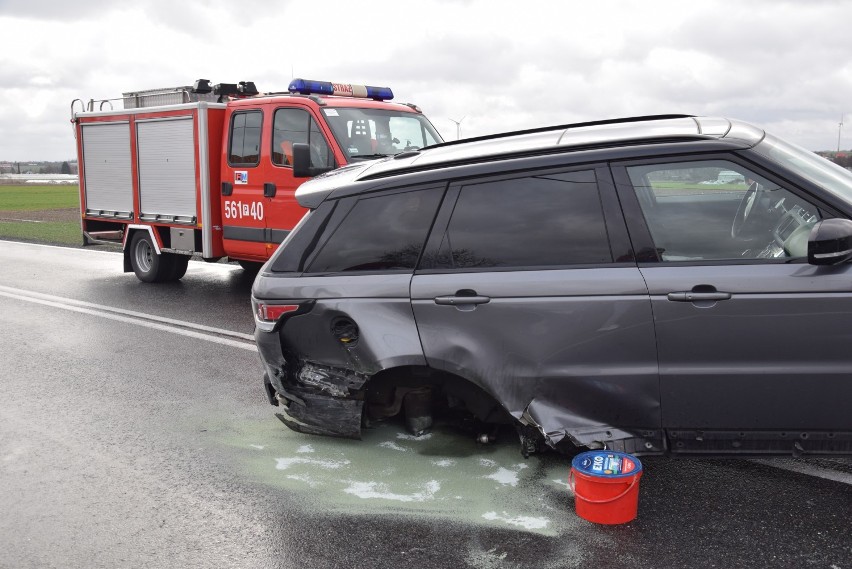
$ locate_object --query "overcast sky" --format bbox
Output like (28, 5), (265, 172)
(2, 0), (852, 161)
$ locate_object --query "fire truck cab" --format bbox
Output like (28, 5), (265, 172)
(72, 79), (443, 282)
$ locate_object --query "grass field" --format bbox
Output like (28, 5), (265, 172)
(0, 185), (79, 210)
(0, 185), (82, 246)
(0, 220), (83, 245)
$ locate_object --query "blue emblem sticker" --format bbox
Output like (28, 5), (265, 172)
(572, 451), (643, 478)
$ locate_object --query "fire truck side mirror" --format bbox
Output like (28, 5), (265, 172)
(292, 143), (312, 178)
(292, 143), (333, 178)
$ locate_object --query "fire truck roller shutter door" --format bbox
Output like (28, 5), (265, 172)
(81, 122), (133, 217)
(136, 117), (197, 221)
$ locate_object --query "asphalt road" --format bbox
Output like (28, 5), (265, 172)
(1, 241), (850, 569)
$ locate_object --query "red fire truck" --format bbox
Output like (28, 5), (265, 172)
(71, 79), (443, 282)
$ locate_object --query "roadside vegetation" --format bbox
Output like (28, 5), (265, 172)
(0, 185), (82, 246)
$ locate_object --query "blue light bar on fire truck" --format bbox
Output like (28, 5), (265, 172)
(287, 79), (394, 101)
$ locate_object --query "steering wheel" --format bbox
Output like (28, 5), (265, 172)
(731, 181), (761, 239)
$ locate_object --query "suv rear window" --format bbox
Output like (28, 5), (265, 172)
(305, 187), (444, 273)
(428, 170), (612, 269)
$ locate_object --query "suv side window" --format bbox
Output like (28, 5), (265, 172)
(272, 108), (335, 169)
(305, 187), (444, 273)
(228, 111), (262, 166)
(426, 170), (612, 270)
(626, 160), (821, 261)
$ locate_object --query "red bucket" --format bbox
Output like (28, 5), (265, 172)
(569, 451), (643, 525)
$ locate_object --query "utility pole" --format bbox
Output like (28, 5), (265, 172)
(839, 115), (845, 153)
(449, 116), (466, 140)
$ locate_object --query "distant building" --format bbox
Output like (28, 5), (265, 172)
(0, 173), (78, 184)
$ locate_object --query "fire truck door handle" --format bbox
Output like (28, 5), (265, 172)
(222, 182), (233, 196)
(263, 183), (277, 198)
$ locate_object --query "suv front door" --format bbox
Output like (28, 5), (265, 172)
(614, 157), (852, 450)
(410, 165), (661, 451)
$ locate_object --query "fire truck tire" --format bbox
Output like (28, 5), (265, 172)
(238, 260), (263, 273)
(130, 232), (170, 283)
(169, 255), (190, 280)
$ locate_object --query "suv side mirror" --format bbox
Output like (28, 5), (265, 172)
(808, 218), (852, 265)
(292, 143), (334, 179)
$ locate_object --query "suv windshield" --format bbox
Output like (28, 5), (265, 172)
(322, 107), (442, 161)
(754, 133), (852, 202)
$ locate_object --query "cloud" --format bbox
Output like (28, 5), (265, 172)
(3, 0), (852, 158)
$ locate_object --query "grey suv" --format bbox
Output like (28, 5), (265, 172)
(252, 115), (852, 457)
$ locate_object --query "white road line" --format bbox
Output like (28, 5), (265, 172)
(0, 240), (246, 274)
(751, 458), (852, 486)
(0, 289), (258, 352)
(0, 238), (122, 256)
(0, 284), (255, 342)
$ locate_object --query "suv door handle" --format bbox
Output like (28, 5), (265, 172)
(263, 182), (277, 198)
(434, 295), (491, 306)
(667, 291), (731, 302)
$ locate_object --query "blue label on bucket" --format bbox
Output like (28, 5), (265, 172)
(572, 451), (643, 478)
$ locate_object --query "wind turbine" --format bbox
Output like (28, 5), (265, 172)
(449, 116), (466, 140)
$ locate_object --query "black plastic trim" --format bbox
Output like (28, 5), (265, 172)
(224, 225), (290, 244)
(224, 225), (264, 242)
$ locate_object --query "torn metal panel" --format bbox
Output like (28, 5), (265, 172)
(297, 362), (368, 397)
(410, 267), (662, 452)
(267, 361), (368, 438)
(275, 389), (363, 439)
(276, 276), (428, 375)
(256, 273), (429, 439)
(523, 398), (665, 455)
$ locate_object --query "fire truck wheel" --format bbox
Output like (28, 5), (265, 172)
(169, 255), (190, 280)
(130, 232), (168, 283)
(238, 260), (263, 273)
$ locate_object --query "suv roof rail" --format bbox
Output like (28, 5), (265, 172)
(425, 114), (696, 151)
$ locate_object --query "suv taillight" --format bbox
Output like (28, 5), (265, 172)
(254, 302), (300, 332)
(257, 303), (299, 322)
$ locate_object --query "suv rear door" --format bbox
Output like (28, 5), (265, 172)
(410, 164), (661, 451)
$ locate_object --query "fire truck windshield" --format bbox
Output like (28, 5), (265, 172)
(322, 108), (442, 161)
